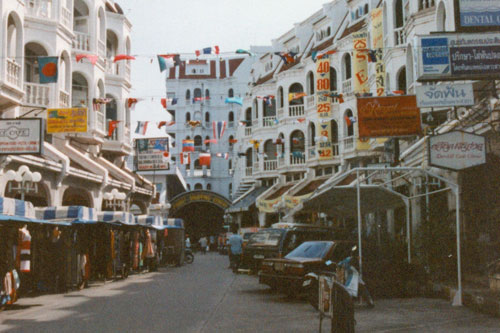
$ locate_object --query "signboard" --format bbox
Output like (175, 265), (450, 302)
(169, 191), (230, 213)
(428, 131), (486, 170)
(416, 83), (475, 107)
(371, 8), (385, 96)
(357, 96), (421, 138)
(417, 32), (500, 81)
(316, 121), (334, 160)
(352, 30), (369, 93)
(47, 108), (87, 133)
(0, 118), (43, 155)
(316, 57), (331, 119)
(135, 137), (170, 171)
(256, 197), (281, 213)
(455, 0), (500, 31)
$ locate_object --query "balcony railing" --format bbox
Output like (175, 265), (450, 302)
(61, 6), (72, 29)
(98, 40), (106, 59)
(277, 107), (284, 118)
(332, 142), (340, 156)
(23, 82), (50, 107)
(264, 160), (277, 171)
(6, 59), (21, 88)
(278, 155), (285, 167)
(59, 90), (70, 107)
(245, 167), (252, 177)
(105, 59), (119, 75)
(342, 79), (352, 96)
(244, 127), (252, 137)
(26, 0), (53, 20)
(124, 125), (131, 145)
(125, 63), (131, 81)
(96, 110), (105, 133)
(290, 152), (306, 165)
(394, 27), (406, 46)
(306, 95), (315, 109)
(263, 116), (277, 127)
(253, 162), (259, 172)
(419, 0), (435, 11)
(289, 105), (305, 117)
(343, 136), (355, 152)
(73, 32), (90, 52)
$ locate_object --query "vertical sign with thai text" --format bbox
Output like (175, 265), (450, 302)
(353, 30), (369, 94)
(371, 8), (385, 96)
(316, 120), (333, 160)
(316, 56), (333, 160)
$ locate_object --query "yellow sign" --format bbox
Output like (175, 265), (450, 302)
(316, 57), (331, 119)
(170, 191), (231, 213)
(284, 193), (312, 209)
(256, 197), (281, 213)
(47, 108), (87, 133)
(316, 121), (334, 160)
(353, 30), (369, 94)
(371, 8), (385, 96)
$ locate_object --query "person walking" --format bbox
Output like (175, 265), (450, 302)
(228, 226), (243, 273)
(199, 236), (207, 254)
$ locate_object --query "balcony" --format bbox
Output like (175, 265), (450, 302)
(419, 0), (435, 11)
(245, 167), (252, 177)
(290, 153), (306, 165)
(73, 32), (90, 52)
(342, 79), (352, 96)
(6, 59), (21, 88)
(264, 160), (277, 171)
(253, 162), (259, 173)
(308, 146), (316, 159)
(263, 116), (277, 127)
(343, 136), (355, 152)
(289, 105), (305, 117)
(23, 82), (50, 107)
(103, 121), (133, 154)
(59, 90), (70, 107)
(105, 60), (120, 75)
(60, 6), (72, 29)
(26, 0), (53, 20)
(277, 107), (284, 118)
(244, 127), (252, 137)
(394, 27), (406, 46)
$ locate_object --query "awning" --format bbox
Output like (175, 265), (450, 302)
(97, 211), (135, 225)
(162, 218), (185, 229)
(0, 197), (36, 218)
(0, 214), (71, 226)
(256, 184), (294, 213)
(135, 215), (162, 226)
(284, 178), (329, 209)
(35, 206), (97, 224)
(226, 186), (269, 213)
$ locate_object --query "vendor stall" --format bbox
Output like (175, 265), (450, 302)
(161, 218), (185, 266)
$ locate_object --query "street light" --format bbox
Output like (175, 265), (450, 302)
(103, 188), (127, 211)
(5, 165), (42, 201)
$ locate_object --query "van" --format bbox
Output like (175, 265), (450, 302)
(241, 223), (345, 273)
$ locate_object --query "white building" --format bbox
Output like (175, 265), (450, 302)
(0, 0), (153, 211)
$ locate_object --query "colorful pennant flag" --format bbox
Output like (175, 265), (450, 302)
(235, 49), (254, 56)
(195, 46), (220, 57)
(225, 97), (243, 106)
(180, 152), (191, 165)
(199, 153), (211, 166)
(161, 98), (167, 109)
(367, 49), (378, 63)
(229, 139), (238, 144)
(344, 115), (357, 127)
(204, 139), (217, 144)
(158, 54), (181, 72)
(182, 140), (194, 152)
(135, 121), (149, 135)
(216, 152), (229, 160)
(107, 120), (120, 137)
(158, 121), (167, 129)
(93, 98), (112, 111)
(212, 121), (226, 140)
(38, 56), (58, 83)
(127, 98), (144, 110)
(274, 52), (297, 65)
(323, 92), (344, 103)
(75, 54), (98, 65)
(113, 54), (135, 62)
(317, 50), (337, 59)
(311, 51), (318, 62)
(187, 120), (201, 128)
(288, 92), (307, 101)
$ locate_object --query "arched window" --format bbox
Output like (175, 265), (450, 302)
(343, 54), (352, 80)
(205, 135), (211, 148)
(245, 108), (252, 126)
(228, 111), (234, 123)
(205, 89), (210, 98)
(364, 4), (369, 15)
(205, 112), (210, 122)
(246, 148), (253, 167)
(228, 88), (234, 97)
(264, 139), (277, 160)
(228, 159), (232, 170)
(229, 135), (235, 150)
(330, 67), (338, 92)
(253, 99), (259, 119)
(194, 88), (202, 99)
(206, 183), (211, 190)
(185, 112), (191, 122)
(185, 89), (191, 100)
(194, 159), (202, 170)
(309, 122), (316, 146)
(397, 66), (406, 94)
(307, 71), (315, 95)
(330, 120), (338, 143)
(187, 184), (191, 190)
(194, 183), (202, 190)
(194, 135), (202, 147)
(278, 87), (284, 108)
(277, 133), (285, 155)
(229, 183), (232, 198)
(290, 130), (305, 152)
(345, 109), (354, 137)
(288, 83), (304, 106)
(395, 0), (404, 28)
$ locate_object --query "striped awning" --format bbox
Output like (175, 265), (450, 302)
(135, 215), (162, 226)
(97, 211), (135, 225)
(163, 218), (184, 229)
(35, 206), (97, 223)
(0, 197), (36, 218)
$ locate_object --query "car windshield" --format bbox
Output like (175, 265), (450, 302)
(247, 229), (284, 246)
(285, 241), (331, 259)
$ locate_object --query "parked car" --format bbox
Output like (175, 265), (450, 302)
(241, 223), (346, 273)
(258, 240), (353, 296)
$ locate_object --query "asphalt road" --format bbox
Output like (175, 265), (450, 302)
(1, 253), (500, 332)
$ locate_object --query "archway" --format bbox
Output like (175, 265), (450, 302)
(62, 187), (93, 207)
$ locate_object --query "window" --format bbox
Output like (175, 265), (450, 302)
(205, 89), (210, 98)
(228, 112), (234, 123)
(228, 159), (232, 170)
(205, 112), (210, 122)
(187, 184), (191, 190)
(186, 112), (191, 122)
(185, 90), (190, 100)
(205, 135), (211, 148)
(345, 109), (354, 137)
(307, 72), (315, 95)
(195, 159), (202, 170)
(229, 135), (234, 149)
(278, 87), (284, 108)
(194, 88), (202, 99)
(330, 67), (337, 92)
(194, 183), (202, 190)
(228, 89), (234, 97)
(194, 135), (202, 147)
(206, 183), (211, 190)
(397, 66), (407, 94)
(343, 54), (351, 80)
(395, 0), (404, 29)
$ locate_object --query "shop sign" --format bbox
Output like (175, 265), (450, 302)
(417, 32), (500, 81)
(256, 197), (281, 213)
(357, 96), (421, 138)
(316, 121), (334, 160)
(371, 8), (385, 96)
(428, 131), (486, 170)
(416, 83), (474, 107)
(170, 191), (230, 213)
(47, 108), (87, 133)
(456, 0), (500, 31)
(352, 30), (369, 93)
(316, 57), (331, 119)
(0, 118), (43, 155)
(135, 137), (170, 171)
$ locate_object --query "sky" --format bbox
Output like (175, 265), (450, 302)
(124, 0), (330, 138)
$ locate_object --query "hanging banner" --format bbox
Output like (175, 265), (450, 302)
(316, 57), (331, 119)
(135, 137), (170, 171)
(284, 193), (313, 209)
(47, 108), (87, 133)
(256, 197), (281, 213)
(371, 8), (385, 96)
(316, 121), (333, 160)
(353, 30), (369, 94)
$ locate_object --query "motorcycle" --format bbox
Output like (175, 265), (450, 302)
(184, 247), (194, 264)
(303, 246), (373, 309)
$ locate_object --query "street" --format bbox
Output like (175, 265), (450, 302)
(1, 253), (500, 333)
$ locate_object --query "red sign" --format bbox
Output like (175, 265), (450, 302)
(357, 96), (421, 138)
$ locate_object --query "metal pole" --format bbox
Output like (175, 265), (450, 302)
(406, 199), (411, 264)
(356, 169), (362, 278)
(455, 187), (463, 306)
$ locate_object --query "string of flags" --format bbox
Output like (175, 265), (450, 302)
(195, 46), (220, 57)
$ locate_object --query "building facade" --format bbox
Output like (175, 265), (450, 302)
(0, 0), (153, 211)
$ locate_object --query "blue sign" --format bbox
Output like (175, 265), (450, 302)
(459, 0), (500, 27)
(421, 37), (450, 75)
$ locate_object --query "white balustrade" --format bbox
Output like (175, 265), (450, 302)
(264, 160), (277, 171)
(73, 32), (90, 51)
(342, 79), (352, 96)
(61, 6), (72, 29)
(332, 142), (340, 156)
(26, 0), (53, 19)
(6, 59), (21, 88)
(306, 95), (315, 108)
(245, 167), (253, 177)
(244, 127), (252, 136)
(290, 153), (306, 165)
(98, 40), (106, 59)
(277, 107), (284, 118)
(343, 136), (355, 152)
(289, 105), (305, 117)
(278, 155), (285, 167)
(59, 90), (70, 107)
(394, 27), (406, 46)
(96, 111), (105, 133)
(253, 162), (259, 172)
(419, 0), (435, 11)
(23, 83), (50, 107)
(308, 146), (316, 159)
(263, 116), (277, 127)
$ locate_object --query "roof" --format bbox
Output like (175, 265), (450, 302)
(226, 186), (269, 213)
(295, 178), (328, 196)
(339, 19), (366, 40)
(255, 70), (276, 85)
(267, 184), (294, 200)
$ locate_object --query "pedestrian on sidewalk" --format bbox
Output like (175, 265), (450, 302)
(199, 237), (207, 254)
(228, 226), (243, 273)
